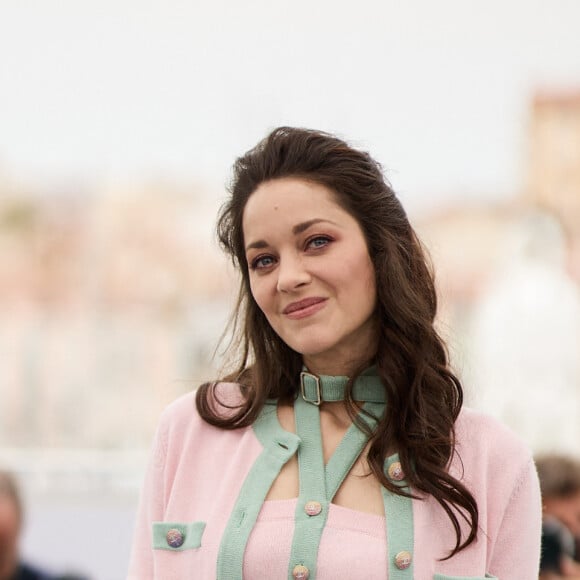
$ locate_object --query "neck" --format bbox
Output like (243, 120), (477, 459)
(302, 356), (374, 378)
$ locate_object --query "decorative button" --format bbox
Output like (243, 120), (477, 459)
(388, 461), (405, 482)
(292, 564), (310, 579)
(304, 500), (322, 516)
(166, 528), (184, 548)
(394, 550), (412, 570)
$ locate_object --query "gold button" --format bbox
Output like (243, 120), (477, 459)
(388, 461), (405, 482)
(292, 564), (309, 579)
(304, 500), (322, 516)
(394, 550), (412, 569)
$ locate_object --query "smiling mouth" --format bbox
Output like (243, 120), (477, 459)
(283, 297), (327, 319)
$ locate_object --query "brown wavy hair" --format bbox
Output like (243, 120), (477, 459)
(196, 126), (478, 557)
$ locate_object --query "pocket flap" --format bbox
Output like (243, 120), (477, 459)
(152, 521), (206, 551)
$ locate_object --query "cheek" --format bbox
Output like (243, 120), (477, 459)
(361, 257), (376, 287)
(356, 258), (377, 306)
(249, 278), (272, 314)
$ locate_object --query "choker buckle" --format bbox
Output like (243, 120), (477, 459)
(300, 371), (321, 405)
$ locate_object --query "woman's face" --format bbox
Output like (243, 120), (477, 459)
(242, 177), (377, 373)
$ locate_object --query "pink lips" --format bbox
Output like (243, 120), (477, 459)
(283, 297), (327, 319)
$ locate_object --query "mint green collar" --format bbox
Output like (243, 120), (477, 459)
(300, 367), (386, 405)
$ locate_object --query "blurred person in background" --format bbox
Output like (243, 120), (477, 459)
(537, 455), (580, 579)
(0, 470), (52, 580)
(129, 127), (541, 578)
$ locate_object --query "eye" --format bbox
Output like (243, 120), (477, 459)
(250, 254), (276, 270)
(306, 235), (332, 250)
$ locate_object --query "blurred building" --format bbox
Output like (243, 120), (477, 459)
(526, 90), (580, 281)
(0, 180), (233, 471)
(1, 90), (579, 474)
(416, 90), (580, 456)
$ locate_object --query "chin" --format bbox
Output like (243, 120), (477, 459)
(285, 338), (336, 359)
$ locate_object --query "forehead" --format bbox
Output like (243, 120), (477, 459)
(242, 178), (351, 235)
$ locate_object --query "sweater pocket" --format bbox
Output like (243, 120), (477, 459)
(433, 575), (498, 579)
(152, 521), (206, 551)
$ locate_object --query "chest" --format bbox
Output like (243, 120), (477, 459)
(153, 401), (493, 579)
(265, 402), (385, 516)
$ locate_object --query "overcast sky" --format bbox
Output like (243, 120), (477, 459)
(1, 0), (579, 211)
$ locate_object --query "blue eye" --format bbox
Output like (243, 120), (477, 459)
(307, 236), (331, 249)
(251, 255), (275, 270)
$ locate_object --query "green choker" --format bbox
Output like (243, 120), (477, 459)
(299, 368), (386, 405)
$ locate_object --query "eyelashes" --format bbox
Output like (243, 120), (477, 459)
(250, 255), (275, 270)
(248, 235), (333, 271)
(306, 235), (332, 250)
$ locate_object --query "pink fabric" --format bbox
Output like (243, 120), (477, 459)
(128, 385), (542, 579)
(243, 499), (387, 579)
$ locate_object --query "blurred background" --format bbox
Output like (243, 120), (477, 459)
(1, 1), (579, 578)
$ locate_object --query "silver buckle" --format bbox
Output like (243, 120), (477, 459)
(300, 371), (321, 405)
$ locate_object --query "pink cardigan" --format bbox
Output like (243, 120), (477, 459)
(128, 385), (541, 579)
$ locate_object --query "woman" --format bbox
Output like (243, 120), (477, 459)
(128, 127), (542, 579)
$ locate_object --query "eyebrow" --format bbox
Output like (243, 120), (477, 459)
(245, 218), (338, 251)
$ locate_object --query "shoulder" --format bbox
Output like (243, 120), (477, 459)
(159, 382), (246, 428)
(452, 406), (535, 489)
(152, 382), (248, 461)
(455, 406), (531, 456)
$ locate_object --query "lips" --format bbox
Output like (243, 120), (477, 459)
(282, 297), (327, 319)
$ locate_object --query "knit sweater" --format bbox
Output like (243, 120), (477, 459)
(128, 383), (541, 579)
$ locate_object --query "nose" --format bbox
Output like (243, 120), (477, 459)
(276, 253), (311, 293)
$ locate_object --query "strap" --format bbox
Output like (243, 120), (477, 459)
(383, 455), (414, 579)
(287, 394), (329, 579)
(324, 402), (384, 499)
(287, 397), (384, 579)
(300, 369), (387, 405)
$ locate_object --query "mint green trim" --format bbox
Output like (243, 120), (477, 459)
(287, 398), (385, 579)
(217, 373), (413, 580)
(300, 368), (387, 403)
(152, 521), (206, 550)
(252, 400), (301, 450)
(216, 404), (299, 580)
(383, 455), (414, 579)
(325, 402), (383, 498)
(287, 394), (329, 580)
(433, 575), (498, 579)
